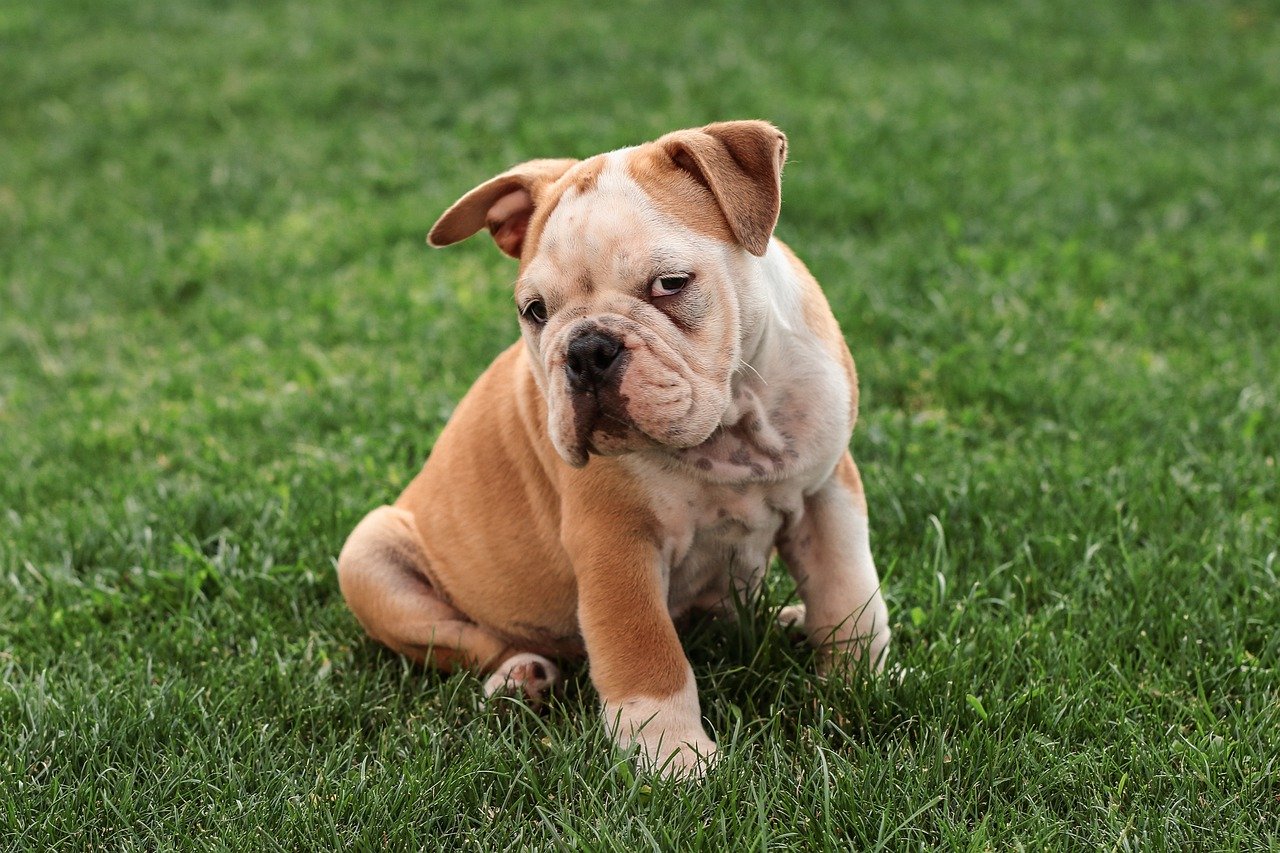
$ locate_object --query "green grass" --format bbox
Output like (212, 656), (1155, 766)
(2, 0), (1278, 847)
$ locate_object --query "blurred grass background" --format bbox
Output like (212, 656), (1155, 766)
(2, 0), (1278, 847)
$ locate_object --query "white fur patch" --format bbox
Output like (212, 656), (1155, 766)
(601, 666), (718, 779)
(482, 652), (560, 704)
(759, 239), (805, 332)
(797, 505), (891, 673)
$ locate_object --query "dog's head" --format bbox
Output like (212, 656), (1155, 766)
(428, 121), (787, 467)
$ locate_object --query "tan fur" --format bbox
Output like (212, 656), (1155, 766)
(623, 122), (786, 257)
(427, 158), (578, 258)
(337, 506), (513, 670)
(835, 451), (869, 515)
(624, 144), (737, 247)
(779, 240), (861, 426)
(338, 121), (890, 779)
(655, 121), (786, 256)
(560, 466), (691, 700)
(393, 343), (580, 658)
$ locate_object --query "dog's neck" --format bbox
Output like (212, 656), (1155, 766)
(732, 239), (803, 400)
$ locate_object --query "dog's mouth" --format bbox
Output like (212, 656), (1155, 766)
(563, 382), (652, 465)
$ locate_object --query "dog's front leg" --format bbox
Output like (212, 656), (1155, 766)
(779, 452), (891, 675)
(566, 529), (716, 779)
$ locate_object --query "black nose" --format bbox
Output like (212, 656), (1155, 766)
(565, 331), (624, 392)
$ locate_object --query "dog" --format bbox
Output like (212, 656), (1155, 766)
(337, 121), (890, 778)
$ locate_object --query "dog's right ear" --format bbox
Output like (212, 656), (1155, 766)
(427, 159), (578, 259)
(659, 121), (786, 257)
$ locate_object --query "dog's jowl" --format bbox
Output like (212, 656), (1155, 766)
(337, 121), (890, 779)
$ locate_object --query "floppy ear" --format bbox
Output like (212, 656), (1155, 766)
(427, 158), (578, 258)
(659, 120), (787, 256)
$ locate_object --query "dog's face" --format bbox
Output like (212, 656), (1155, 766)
(428, 121), (787, 467)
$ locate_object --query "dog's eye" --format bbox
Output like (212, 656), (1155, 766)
(521, 300), (548, 324)
(651, 274), (690, 298)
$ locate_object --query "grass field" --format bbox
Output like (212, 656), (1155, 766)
(3, 0), (1279, 848)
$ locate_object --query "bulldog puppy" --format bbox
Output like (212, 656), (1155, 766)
(337, 121), (890, 778)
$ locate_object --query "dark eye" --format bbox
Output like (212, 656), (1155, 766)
(521, 299), (548, 325)
(651, 274), (690, 298)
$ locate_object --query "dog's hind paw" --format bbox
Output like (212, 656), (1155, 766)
(482, 652), (560, 706)
(776, 603), (806, 630)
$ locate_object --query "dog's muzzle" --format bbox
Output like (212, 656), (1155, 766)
(564, 330), (624, 393)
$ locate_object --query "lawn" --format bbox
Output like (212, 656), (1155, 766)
(2, 0), (1278, 848)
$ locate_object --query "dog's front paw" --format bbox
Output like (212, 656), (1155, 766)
(482, 652), (560, 706)
(604, 689), (718, 781)
(635, 730), (719, 780)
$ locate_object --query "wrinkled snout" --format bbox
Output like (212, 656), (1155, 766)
(543, 312), (728, 468)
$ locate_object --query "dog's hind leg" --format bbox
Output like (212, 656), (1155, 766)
(777, 453), (890, 676)
(337, 505), (558, 702)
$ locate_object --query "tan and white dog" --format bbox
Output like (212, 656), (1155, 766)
(337, 121), (890, 778)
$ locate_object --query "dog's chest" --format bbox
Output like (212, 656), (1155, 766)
(661, 480), (803, 617)
(627, 337), (851, 618)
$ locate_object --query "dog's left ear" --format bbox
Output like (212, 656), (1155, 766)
(428, 158), (578, 258)
(660, 120), (787, 256)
